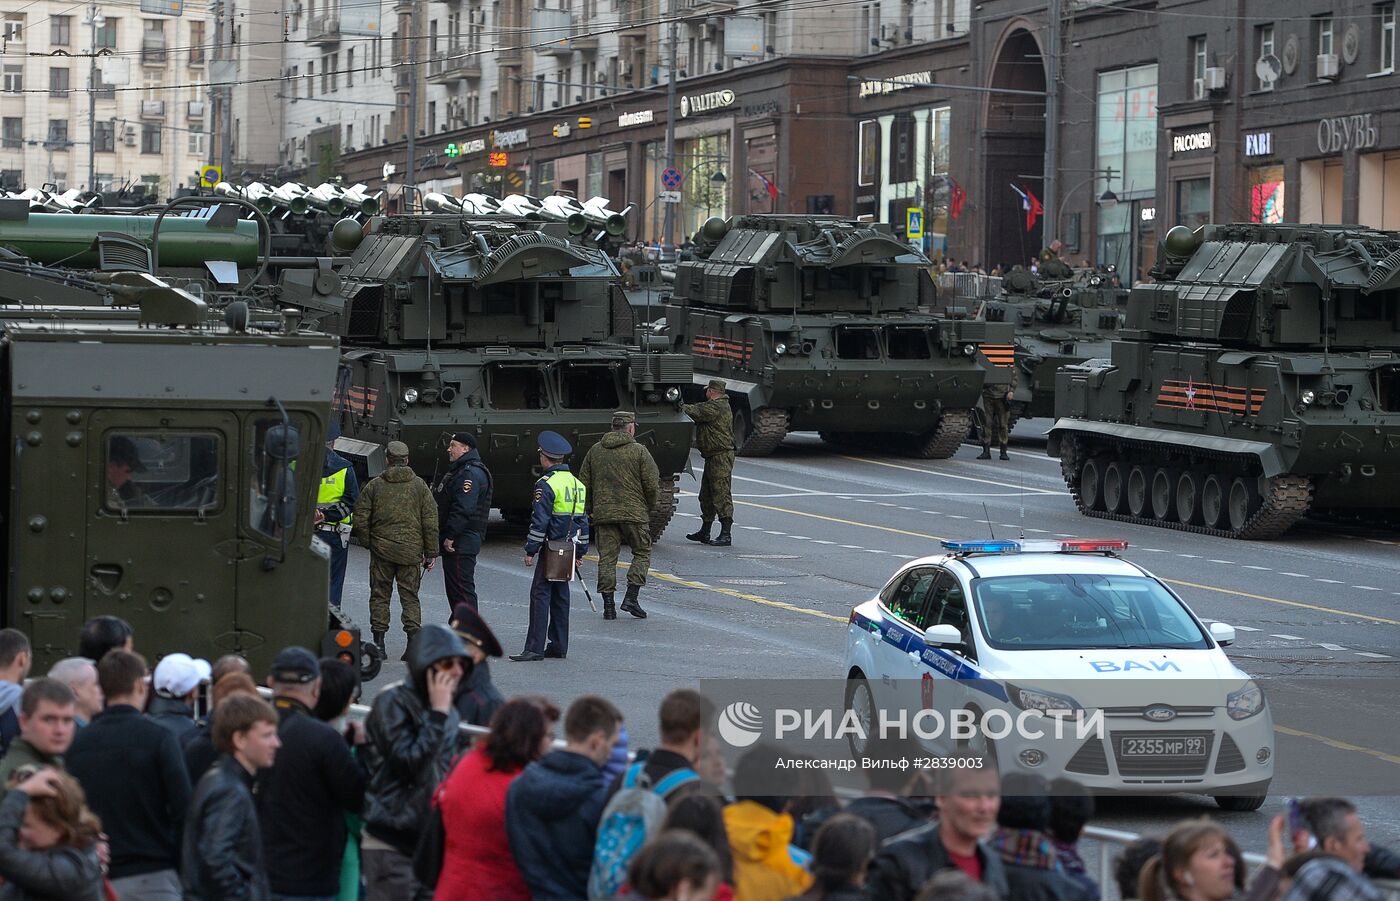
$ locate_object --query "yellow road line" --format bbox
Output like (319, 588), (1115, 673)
(732, 499), (947, 543)
(835, 454), (1066, 494)
(1276, 724), (1400, 766)
(1162, 578), (1400, 626)
(587, 556), (847, 622)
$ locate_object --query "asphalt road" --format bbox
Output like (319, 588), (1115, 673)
(339, 421), (1400, 871)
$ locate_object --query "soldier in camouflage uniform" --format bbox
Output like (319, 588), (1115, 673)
(351, 441), (439, 656)
(682, 379), (737, 547)
(978, 364), (1018, 461)
(578, 411), (660, 620)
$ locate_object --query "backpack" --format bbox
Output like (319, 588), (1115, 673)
(588, 762), (700, 900)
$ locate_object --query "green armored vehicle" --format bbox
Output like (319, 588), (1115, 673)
(972, 267), (1127, 426)
(663, 215), (1015, 457)
(280, 211), (694, 537)
(1049, 223), (1400, 539)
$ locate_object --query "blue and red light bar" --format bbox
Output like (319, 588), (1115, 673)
(940, 539), (1129, 555)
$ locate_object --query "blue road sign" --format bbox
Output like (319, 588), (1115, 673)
(661, 166), (683, 189)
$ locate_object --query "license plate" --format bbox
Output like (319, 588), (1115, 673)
(1119, 736), (1207, 757)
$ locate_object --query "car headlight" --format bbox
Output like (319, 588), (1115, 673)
(774, 342), (787, 355)
(1300, 390), (1316, 406)
(1226, 680), (1264, 721)
(664, 387), (681, 402)
(402, 387), (419, 404)
(1008, 683), (1081, 713)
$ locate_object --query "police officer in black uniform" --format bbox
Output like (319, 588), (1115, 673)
(433, 432), (493, 613)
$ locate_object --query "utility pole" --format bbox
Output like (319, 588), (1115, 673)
(661, 0), (677, 252)
(1042, 0), (1061, 246)
(86, 4), (100, 191)
(213, 0), (232, 174)
(405, 0), (420, 212)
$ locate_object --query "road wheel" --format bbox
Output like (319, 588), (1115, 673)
(1151, 468), (1176, 521)
(844, 675), (875, 759)
(1215, 792), (1268, 812)
(1126, 465), (1150, 518)
(1201, 474), (1227, 528)
(1080, 459), (1104, 511)
(1228, 477), (1259, 533)
(1102, 462), (1127, 513)
(1176, 471), (1202, 525)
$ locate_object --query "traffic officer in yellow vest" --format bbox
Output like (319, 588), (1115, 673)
(512, 431), (589, 662)
(315, 440), (360, 607)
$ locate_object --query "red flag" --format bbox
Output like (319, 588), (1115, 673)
(949, 178), (967, 220)
(1025, 187), (1043, 232)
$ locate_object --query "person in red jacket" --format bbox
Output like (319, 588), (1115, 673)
(434, 697), (560, 901)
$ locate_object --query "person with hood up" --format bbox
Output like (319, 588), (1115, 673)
(988, 773), (1094, 901)
(353, 441), (439, 658)
(722, 744), (813, 901)
(505, 694), (622, 899)
(577, 410), (660, 620)
(360, 625), (466, 901)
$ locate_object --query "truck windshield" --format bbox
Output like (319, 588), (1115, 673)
(104, 432), (221, 514)
(972, 573), (1209, 650)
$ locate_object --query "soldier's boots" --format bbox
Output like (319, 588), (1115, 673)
(372, 631), (387, 656)
(999, 444), (1011, 461)
(401, 629), (418, 662)
(686, 520), (714, 544)
(711, 519), (733, 547)
(977, 446), (993, 460)
(620, 584), (647, 619)
(602, 592), (617, 620)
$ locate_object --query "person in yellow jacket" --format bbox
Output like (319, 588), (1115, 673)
(722, 746), (813, 901)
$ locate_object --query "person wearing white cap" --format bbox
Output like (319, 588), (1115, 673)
(149, 652), (211, 743)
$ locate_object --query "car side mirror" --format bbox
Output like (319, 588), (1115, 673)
(1209, 622), (1236, 647)
(922, 624), (964, 648)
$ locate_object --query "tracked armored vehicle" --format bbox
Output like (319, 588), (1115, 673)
(1049, 223), (1400, 539)
(663, 215), (1014, 457)
(281, 212), (694, 537)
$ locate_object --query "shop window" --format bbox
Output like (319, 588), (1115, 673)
(1300, 159), (1344, 223)
(1380, 4), (1396, 74)
(1248, 165), (1285, 224)
(1174, 178), (1211, 230)
(1358, 152), (1400, 229)
(1256, 24), (1276, 90)
(890, 112), (916, 184)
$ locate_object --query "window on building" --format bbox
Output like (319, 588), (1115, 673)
(0, 170), (20, 191)
(49, 67), (70, 97)
(2, 15), (23, 42)
(51, 15), (71, 45)
(1380, 4), (1396, 74)
(1190, 36), (1207, 98)
(95, 17), (117, 48)
(307, 61), (315, 98)
(47, 120), (70, 148)
(289, 65), (299, 100)
(1, 118), (20, 148)
(346, 48), (354, 86)
(94, 120), (115, 152)
(141, 123), (162, 154)
(330, 52), (338, 90)
(187, 130), (206, 154)
(189, 21), (205, 65)
(1175, 177), (1211, 230)
(345, 122), (353, 148)
(1095, 64), (1158, 281)
(2, 65), (22, 93)
(1256, 24), (1276, 90)
(321, 55), (330, 93)
(1316, 15), (1335, 76)
(427, 100), (436, 131)
(143, 19), (167, 64)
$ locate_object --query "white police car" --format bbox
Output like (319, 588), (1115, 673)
(843, 539), (1272, 810)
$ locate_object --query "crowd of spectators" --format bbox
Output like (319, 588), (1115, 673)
(0, 617), (1393, 901)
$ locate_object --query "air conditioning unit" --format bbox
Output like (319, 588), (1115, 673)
(1317, 53), (1340, 79)
(1203, 66), (1226, 91)
(122, 132), (137, 146)
(880, 23), (899, 40)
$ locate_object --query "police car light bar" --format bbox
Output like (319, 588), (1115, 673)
(1058, 539), (1129, 553)
(940, 540), (1021, 555)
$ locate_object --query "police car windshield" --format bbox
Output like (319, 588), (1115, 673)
(972, 573), (1209, 651)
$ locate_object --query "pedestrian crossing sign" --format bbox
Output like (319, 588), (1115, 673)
(906, 207), (924, 239)
(200, 165), (222, 188)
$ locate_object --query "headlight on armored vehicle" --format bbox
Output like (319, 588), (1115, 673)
(402, 387), (419, 404)
(1226, 680), (1264, 721)
(774, 343), (788, 355)
(963, 344), (978, 356)
(1300, 390), (1316, 406)
(665, 387), (681, 402)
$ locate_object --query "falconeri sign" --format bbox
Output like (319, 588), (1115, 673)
(680, 89), (736, 118)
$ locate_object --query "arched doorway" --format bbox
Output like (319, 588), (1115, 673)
(982, 27), (1047, 271)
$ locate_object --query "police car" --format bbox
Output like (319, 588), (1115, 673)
(843, 539), (1272, 810)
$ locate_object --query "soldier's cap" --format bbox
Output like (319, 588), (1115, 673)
(538, 430), (572, 458)
(450, 432), (478, 449)
(707, 378), (727, 392)
(450, 604), (503, 658)
(270, 646), (320, 684)
(612, 410), (636, 424)
(109, 436), (146, 472)
(386, 440), (411, 458)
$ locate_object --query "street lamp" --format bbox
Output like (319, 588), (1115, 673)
(84, 6), (106, 192)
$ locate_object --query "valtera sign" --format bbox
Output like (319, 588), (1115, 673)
(1316, 114), (1380, 153)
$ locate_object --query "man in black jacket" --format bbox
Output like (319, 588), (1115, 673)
(68, 649), (191, 901)
(433, 432), (492, 613)
(864, 759), (1009, 901)
(258, 646), (367, 901)
(183, 693), (281, 901)
(361, 624), (466, 901)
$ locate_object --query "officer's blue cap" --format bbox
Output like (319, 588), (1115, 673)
(538, 430), (572, 458)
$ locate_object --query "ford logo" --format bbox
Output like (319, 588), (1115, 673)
(1144, 704), (1177, 722)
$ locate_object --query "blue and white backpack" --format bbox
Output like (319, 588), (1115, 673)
(587, 761), (700, 900)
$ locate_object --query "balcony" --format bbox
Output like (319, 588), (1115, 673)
(619, 0), (650, 32)
(187, 100), (205, 118)
(307, 14), (340, 44)
(141, 40), (168, 65)
(427, 43), (482, 82)
(140, 99), (166, 118)
(394, 67), (413, 87)
(531, 9), (575, 55)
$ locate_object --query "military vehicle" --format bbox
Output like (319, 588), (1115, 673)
(1049, 222), (1400, 539)
(211, 180), (383, 258)
(661, 215), (1016, 457)
(966, 267), (1127, 429)
(278, 208), (695, 537)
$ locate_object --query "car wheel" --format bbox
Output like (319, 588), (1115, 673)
(1214, 793), (1268, 812)
(844, 675), (875, 760)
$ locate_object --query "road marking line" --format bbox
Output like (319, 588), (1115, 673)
(1178, 554), (1201, 558)
(1232, 625), (1261, 632)
(841, 545), (862, 549)
(732, 499), (946, 542)
(1161, 578), (1400, 626)
(1356, 652), (1392, 659)
(1208, 560), (1235, 565)
(1315, 579), (1344, 584)
(1318, 643), (1348, 651)
(1275, 724), (1400, 766)
(648, 571), (847, 622)
(1279, 572), (1309, 578)
(1356, 586), (1382, 591)
(1271, 634), (1305, 641)
(1242, 565), (1271, 571)
(835, 454), (1067, 495)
